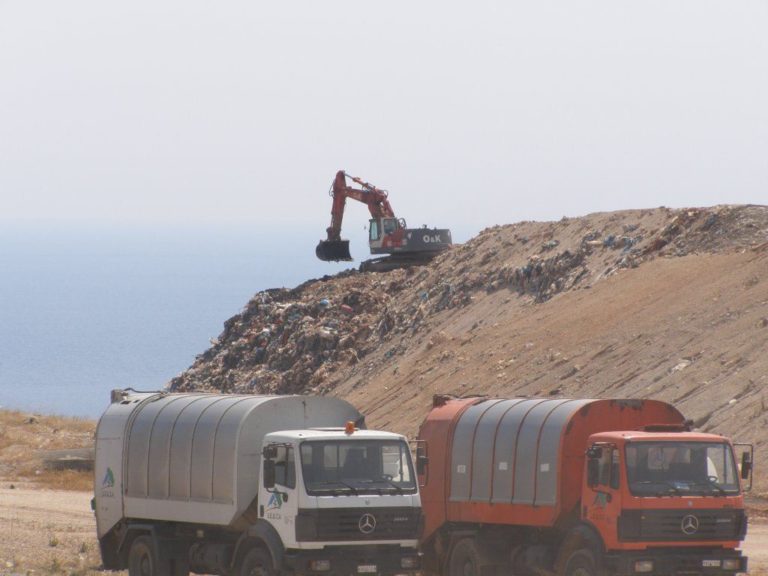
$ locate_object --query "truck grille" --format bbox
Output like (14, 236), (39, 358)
(296, 507), (420, 542)
(618, 509), (746, 542)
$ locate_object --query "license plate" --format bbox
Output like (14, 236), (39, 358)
(702, 560), (722, 568)
(358, 565), (377, 574)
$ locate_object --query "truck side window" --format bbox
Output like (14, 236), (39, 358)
(610, 449), (620, 490)
(595, 447), (618, 489)
(598, 449), (611, 486)
(274, 446), (296, 489)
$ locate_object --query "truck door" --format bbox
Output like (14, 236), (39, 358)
(261, 444), (299, 547)
(584, 444), (621, 545)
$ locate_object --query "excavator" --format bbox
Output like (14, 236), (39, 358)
(316, 170), (452, 272)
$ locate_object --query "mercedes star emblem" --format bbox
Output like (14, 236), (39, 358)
(358, 513), (377, 534)
(681, 514), (699, 535)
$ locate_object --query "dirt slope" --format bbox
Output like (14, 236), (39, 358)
(0, 410), (94, 490)
(170, 204), (768, 492)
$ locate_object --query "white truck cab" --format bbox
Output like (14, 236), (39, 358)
(261, 429), (421, 574)
(94, 390), (421, 576)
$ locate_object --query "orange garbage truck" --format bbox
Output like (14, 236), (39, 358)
(415, 396), (751, 576)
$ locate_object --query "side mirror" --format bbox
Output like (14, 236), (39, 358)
(264, 459), (276, 490)
(586, 446), (603, 459)
(263, 445), (278, 459)
(741, 451), (752, 481)
(587, 458), (599, 487)
(411, 440), (429, 488)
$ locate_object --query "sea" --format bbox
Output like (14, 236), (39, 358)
(0, 222), (355, 418)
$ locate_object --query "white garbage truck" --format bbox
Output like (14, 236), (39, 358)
(94, 390), (422, 576)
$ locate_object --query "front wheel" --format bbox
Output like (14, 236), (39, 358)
(564, 549), (597, 576)
(239, 547), (275, 576)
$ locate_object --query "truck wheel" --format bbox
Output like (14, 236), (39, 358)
(448, 539), (482, 576)
(564, 549), (596, 576)
(239, 548), (275, 576)
(126, 534), (188, 576)
(128, 535), (158, 576)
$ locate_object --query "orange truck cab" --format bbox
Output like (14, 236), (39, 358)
(416, 396), (751, 576)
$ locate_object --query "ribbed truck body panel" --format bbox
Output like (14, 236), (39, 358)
(94, 392), (363, 537)
(417, 397), (685, 543)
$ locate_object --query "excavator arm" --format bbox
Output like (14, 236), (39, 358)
(317, 170), (395, 261)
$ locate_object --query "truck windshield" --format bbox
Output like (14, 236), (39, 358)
(300, 440), (417, 495)
(625, 441), (740, 497)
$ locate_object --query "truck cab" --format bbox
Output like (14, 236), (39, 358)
(583, 430), (750, 575)
(259, 428), (422, 576)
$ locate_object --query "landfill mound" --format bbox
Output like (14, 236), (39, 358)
(169, 204), (768, 492)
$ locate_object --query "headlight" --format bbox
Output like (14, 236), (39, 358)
(634, 560), (654, 573)
(310, 560), (331, 571)
(723, 559), (741, 570)
(400, 556), (420, 569)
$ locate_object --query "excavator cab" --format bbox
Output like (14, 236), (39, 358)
(315, 239), (352, 262)
(368, 217), (401, 242)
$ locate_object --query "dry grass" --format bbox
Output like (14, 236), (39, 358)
(0, 409), (95, 491)
(28, 469), (95, 492)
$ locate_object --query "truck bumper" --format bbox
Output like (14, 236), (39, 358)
(283, 545), (420, 576)
(604, 549), (747, 576)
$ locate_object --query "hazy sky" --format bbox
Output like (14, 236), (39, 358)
(1, 1), (766, 233)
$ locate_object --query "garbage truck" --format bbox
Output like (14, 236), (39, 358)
(94, 390), (421, 576)
(415, 396), (751, 576)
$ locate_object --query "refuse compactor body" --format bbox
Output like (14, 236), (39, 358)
(417, 397), (685, 543)
(94, 391), (363, 539)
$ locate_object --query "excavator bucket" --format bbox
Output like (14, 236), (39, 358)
(315, 240), (353, 262)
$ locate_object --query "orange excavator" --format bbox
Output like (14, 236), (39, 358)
(316, 170), (452, 272)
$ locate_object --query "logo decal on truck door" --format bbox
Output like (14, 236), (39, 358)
(267, 492), (283, 510)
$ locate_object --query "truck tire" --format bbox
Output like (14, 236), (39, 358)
(239, 547), (275, 576)
(127, 535), (188, 576)
(563, 549), (596, 576)
(128, 535), (158, 576)
(447, 539), (482, 576)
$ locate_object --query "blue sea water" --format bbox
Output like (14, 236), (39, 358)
(0, 223), (353, 418)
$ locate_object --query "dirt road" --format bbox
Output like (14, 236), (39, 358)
(0, 484), (104, 575)
(744, 519), (768, 572)
(1, 484), (766, 575)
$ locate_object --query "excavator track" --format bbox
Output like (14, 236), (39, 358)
(359, 252), (436, 272)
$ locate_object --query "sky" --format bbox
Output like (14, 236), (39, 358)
(1, 1), (766, 235)
(0, 1), (766, 416)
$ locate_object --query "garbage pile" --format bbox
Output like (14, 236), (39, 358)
(169, 273), (393, 395)
(169, 205), (768, 396)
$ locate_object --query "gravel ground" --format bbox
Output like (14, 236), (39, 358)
(0, 483), (765, 575)
(0, 484), (106, 575)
